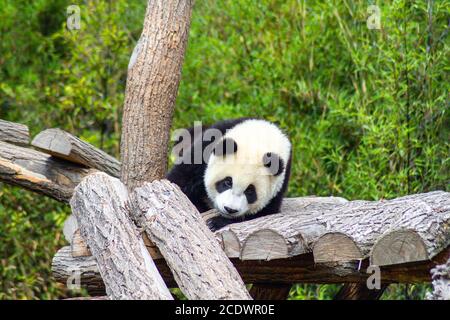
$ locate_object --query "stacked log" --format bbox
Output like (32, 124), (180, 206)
(1, 119), (449, 299)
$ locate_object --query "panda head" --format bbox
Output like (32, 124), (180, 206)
(204, 119), (291, 219)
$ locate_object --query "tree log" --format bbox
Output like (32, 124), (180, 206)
(130, 179), (251, 300)
(120, 0), (194, 189)
(64, 192), (449, 270)
(52, 246), (105, 296)
(210, 197), (348, 260)
(311, 191), (450, 264)
(70, 172), (173, 299)
(32, 128), (120, 177)
(0, 119), (29, 146)
(206, 191), (449, 264)
(0, 141), (93, 202)
(371, 192), (450, 266)
(52, 246), (450, 292)
(63, 196), (348, 256)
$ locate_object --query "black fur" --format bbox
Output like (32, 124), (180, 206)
(263, 152), (285, 176)
(244, 184), (257, 204)
(213, 138), (238, 156)
(166, 118), (291, 231)
(215, 176), (232, 193)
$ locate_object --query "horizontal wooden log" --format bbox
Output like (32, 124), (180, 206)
(52, 246), (105, 296)
(315, 192), (450, 264)
(52, 245), (450, 292)
(0, 119), (29, 146)
(70, 172), (172, 299)
(66, 191), (449, 267)
(206, 191), (449, 264)
(32, 128), (120, 177)
(209, 197), (348, 260)
(130, 180), (251, 300)
(0, 141), (94, 202)
(370, 192), (450, 266)
(64, 196), (348, 258)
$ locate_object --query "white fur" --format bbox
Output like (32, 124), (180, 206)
(215, 189), (249, 217)
(204, 119), (291, 218)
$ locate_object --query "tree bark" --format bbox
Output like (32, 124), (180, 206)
(32, 128), (120, 177)
(0, 141), (94, 202)
(207, 191), (449, 264)
(60, 191), (449, 283)
(130, 179), (251, 300)
(120, 0), (194, 189)
(52, 246), (450, 293)
(206, 197), (347, 260)
(0, 119), (29, 146)
(70, 172), (173, 299)
(52, 246), (105, 296)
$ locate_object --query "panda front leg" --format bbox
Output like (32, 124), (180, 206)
(206, 216), (237, 232)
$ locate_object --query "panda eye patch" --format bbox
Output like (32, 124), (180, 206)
(216, 176), (232, 193)
(244, 184), (257, 204)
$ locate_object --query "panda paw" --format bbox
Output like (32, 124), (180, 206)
(207, 216), (232, 232)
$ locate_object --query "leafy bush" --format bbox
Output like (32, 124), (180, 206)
(0, 0), (448, 299)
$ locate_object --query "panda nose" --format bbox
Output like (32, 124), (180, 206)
(224, 206), (238, 214)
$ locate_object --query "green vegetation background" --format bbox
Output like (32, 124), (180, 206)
(0, 0), (448, 299)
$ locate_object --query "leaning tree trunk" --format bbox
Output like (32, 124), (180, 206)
(130, 180), (251, 299)
(116, 0), (250, 300)
(120, 0), (194, 189)
(70, 173), (173, 299)
(66, 0), (196, 300)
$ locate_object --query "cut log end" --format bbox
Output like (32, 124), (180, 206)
(63, 214), (78, 243)
(220, 229), (241, 258)
(32, 128), (120, 177)
(32, 128), (72, 156)
(371, 230), (429, 266)
(313, 232), (362, 263)
(71, 230), (91, 257)
(240, 229), (288, 261)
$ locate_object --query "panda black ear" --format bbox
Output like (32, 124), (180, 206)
(263, 152), (284, 176)
(213, 138), (238, 157)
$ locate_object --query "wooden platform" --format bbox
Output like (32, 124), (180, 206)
(1, 120), (449, 297)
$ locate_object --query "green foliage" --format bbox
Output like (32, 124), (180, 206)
(0, 0), (448, 299)
(289, 284), (342, 300)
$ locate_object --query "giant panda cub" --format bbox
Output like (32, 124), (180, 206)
(167, 118), (292, 231)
